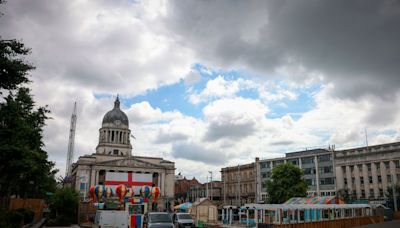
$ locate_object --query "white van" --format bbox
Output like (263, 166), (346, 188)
(93, 210), (130, 228)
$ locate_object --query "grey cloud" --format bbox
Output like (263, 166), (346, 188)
(204, 120), (257, 141)
(269, 140), (295, 146)
(154, 131), (188, 144)
(171, 142), (227, 165)
(166, 0), (400, 99)
(363, 98), (400, 126)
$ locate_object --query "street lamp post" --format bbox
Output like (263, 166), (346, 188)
(206, 175), (209, 199)
(209, 171), (213, 201)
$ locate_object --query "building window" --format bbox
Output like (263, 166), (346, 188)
(367, 163), (371, 172)
(384, 161), (390, 169)
(379, 188), (384, 197)
(396, 161), (400, 168)
(319, 166), (333, 174)
(318, 154), (332, 162)
(301, 157), (314, 164)
(376, 163), (381, 173)
(369, 176), (373, 184)
(369, 189), (374, 198)
(289, 159), (298, 165)
(261, 173), (267, 178)
(344, 178), (347, 185)
(113, 149), (119, 155)
(378, 176), (382, 183)
(320, 178), (334, 185)
(304, 168), (315, 175)
(387, 175), (392, 182)
(261, 163), (266, 169)
(360, 177), (364, 184)
(273, 160), (284, 166)
(305, 179), (313, 186)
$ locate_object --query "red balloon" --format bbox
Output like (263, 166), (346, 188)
(116, 184), (127, 202)
(151, 186), (160, 202)
(89, 186), (96, 202)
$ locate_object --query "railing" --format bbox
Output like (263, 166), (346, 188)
(271, 215), (383, 228)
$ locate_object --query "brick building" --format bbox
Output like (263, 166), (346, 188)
(174, 177), (201, 203)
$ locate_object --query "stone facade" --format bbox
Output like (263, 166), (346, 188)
(334, 142), (400, 200)
(188, 181), (223, 203)
(70, 98), (175, 211)
(221, 163), (256, 206)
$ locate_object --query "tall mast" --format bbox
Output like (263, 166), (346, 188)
(66, 102), (77, 177)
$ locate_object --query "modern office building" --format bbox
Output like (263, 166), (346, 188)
(334, 141), (400, 200)
(256, 148), (336, 203)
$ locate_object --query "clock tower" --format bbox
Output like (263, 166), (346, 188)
(96, 96), (132, 156)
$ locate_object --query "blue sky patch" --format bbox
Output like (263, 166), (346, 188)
(94, 64), (322, 121)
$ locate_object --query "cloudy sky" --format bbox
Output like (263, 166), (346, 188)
(1, 0), (400, 182)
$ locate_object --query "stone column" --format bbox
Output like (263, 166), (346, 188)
(371, 163), (379, 199)
(390, 160), (397, 184)
(157, 172), (161, 188)
(95, 170), (99, 185)
(161, 172), (166, 196)
(345, 166), (353, 193)
(315, 156), (320, 196)
(336, 166), (345, 190)
(354, 165), (361, 199)
(90, 169), (96, 186)
(380, 162), (388, 194)
(362, 164), (369, 198)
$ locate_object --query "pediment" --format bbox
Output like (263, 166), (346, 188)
(97, 157), (163, 169)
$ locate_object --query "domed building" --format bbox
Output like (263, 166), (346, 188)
(96, 97), (132, 156)
(70, 97), (175, 212)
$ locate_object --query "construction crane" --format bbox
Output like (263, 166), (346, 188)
(65, 102), (77, 178)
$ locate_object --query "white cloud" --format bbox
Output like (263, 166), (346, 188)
(189, 75), (243, 104)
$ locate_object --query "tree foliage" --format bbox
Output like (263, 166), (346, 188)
(0, 2), (57, 198)
(0, 39), (34, 92)
(266, 163), (308, 203)
(48, 187), (79, 226)
(385, 184), (400, 199)
(337, 188), (351, 203)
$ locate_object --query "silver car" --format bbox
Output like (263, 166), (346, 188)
(145, 212), (174, 228)
(173, 213), (194, 228)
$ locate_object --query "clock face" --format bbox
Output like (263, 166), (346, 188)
(114, 120), (121, 125)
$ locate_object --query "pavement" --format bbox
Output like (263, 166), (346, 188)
(42, 225), (80, 228)
(356, 219), (400, 228)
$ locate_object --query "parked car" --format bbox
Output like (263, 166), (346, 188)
(144, 212), (174, 228)
(173, 213), (194, 228)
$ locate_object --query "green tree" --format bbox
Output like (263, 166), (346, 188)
(337, 188), (350, 203)
(48, 187), (79, 226)
(266, 163), (308, 203)
(0, 1), (57, 198)
(385, 184), (400, 199)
